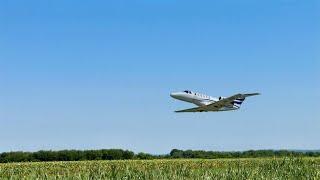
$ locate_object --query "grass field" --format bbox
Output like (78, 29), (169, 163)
(0, 157), (320, 179)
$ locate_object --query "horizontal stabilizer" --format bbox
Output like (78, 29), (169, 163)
(243, 93), (260, 97)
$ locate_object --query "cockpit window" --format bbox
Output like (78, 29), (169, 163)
(184, 90), (192, 94)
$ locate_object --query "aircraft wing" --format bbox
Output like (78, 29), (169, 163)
(175, 93), (260, 113)
(175, 106), (218, 113)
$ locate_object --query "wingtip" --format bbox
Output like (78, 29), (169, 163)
(175, 110), (185, 113)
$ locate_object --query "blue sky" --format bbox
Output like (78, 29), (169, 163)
(1, 0), (319, 154)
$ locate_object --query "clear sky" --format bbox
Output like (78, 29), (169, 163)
(1, 0), (319, 154)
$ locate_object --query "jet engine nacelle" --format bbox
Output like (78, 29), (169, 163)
(218, 96), (226, 100)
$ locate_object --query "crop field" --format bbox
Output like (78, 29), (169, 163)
(0, 157), (320, 179)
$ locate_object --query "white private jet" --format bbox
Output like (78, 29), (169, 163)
(170, 90), (260, 112)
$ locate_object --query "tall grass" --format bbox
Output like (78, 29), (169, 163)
(0, 157), (319, 179)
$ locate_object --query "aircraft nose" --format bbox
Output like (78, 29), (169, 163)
(170, 92), (179, 98)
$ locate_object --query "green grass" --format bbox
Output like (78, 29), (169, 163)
(0, 157), (320, 179)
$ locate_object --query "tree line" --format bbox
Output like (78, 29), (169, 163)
(169, 149), (320, 159)
(0, 149), (319, 163)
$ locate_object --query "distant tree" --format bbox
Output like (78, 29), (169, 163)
(123, 150), (135, 159)
(0, 152), (33, 163)
(170, 149), (184, 158)
(136, 152), (153, 160)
